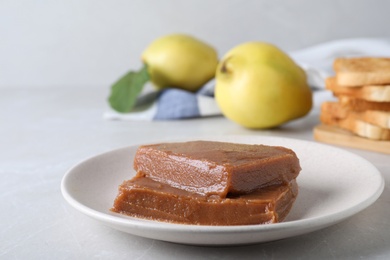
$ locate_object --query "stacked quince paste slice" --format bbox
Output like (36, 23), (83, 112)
(321, 57), (390, 140)
(111, 141), (301, 225)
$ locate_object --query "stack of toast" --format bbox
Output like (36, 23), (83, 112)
(315, 57), (390, 153)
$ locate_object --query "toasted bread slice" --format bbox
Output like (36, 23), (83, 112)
(338, 96), (390, 112)
(326, 77), (390, 102)
(322, 101), (390, 129)
(320, 108), (390, 140)
(334, 57), (390, 87)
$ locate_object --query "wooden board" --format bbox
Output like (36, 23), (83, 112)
(313, 124), (390, 154)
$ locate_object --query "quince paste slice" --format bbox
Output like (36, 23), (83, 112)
(112, 176), (298, 226)
(134, 141), (301, 197)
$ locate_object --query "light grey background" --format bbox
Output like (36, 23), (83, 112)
(1, 0), (390, 88)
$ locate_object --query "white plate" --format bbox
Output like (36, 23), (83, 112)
(61, 136), (384, 246)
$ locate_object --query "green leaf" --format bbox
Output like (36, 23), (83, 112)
(108, 64), (150, 113)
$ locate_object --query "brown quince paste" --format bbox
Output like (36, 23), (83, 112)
(112, 140), (301, 226)
(112, 176), (298, 226)
(134, 141), (301, 197)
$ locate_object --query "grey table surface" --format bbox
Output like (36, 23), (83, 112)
(1, 87), (389, 259)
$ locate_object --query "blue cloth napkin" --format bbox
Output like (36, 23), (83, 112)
(103, 38), (390, 121)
